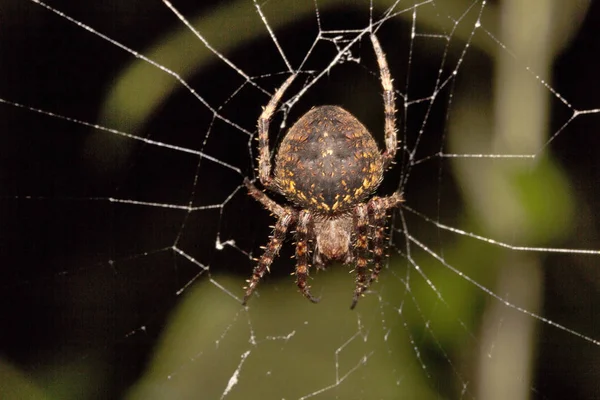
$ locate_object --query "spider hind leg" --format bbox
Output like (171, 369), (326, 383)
(242, 209), (295, 305)
(351, 204), (370, 309)
(350, 192), (403, 309)
(295, 210), (320, 303)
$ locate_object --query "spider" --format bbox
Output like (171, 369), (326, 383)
(243, 33), (403, 309)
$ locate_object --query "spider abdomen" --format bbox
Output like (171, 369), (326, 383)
(274, 105), (384, 214)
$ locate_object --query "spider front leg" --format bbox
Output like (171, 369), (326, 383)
(243, 206), (295, 305)
(295, 210), (320, 303)
(257, 74), (296, 190)
(370, 33), (398, 169)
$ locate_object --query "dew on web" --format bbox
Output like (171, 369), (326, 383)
(1, 0), (600, 399)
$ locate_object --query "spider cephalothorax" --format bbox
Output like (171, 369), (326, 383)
(243, 33), (403, 309)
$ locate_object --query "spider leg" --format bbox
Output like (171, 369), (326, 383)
(295, 210), (320, 303)
(244, 178), (286, 217)
(350, 204), (370, 309)
(257, 74), (297, 189)
(350, 192), (403, 308)
(370, 33), (398, 169)
(367, 192), (404, 285)
(243, 211), (295, 305)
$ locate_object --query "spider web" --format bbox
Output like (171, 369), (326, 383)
(1, 0), (599, 399)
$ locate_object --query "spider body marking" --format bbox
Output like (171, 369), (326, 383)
(244, 33), (403, 309)
(274, 105), (384, 215)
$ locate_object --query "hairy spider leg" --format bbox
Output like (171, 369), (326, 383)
(370, 33), (398, 169)
(351, 192), (404, 308)
(243, 212), (294, 305)
(243, 179), (297, 305)
(244, 178), (286, 217)
(295, 210), (320, 303)
(368, 196), (395, 283)
(257, 74), (297, 190)
(351, 204), (370, 309)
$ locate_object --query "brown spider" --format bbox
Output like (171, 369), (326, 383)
(243, 33), (403, 309)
